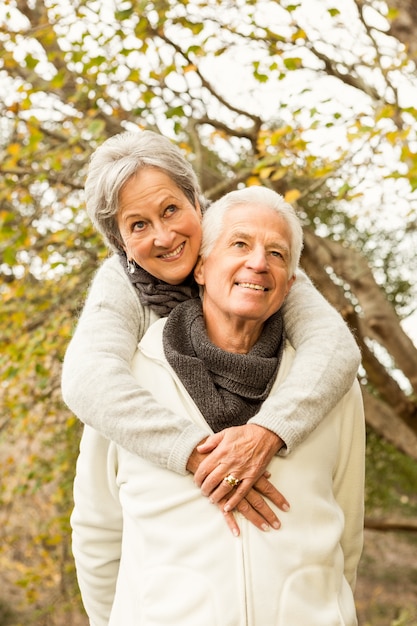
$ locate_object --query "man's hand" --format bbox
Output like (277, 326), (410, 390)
(220, 473), (288, 537)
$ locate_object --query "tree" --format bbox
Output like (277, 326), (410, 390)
(0, 0), (416, 622)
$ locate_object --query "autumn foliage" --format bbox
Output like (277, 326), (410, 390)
(0, 1), (416, 623)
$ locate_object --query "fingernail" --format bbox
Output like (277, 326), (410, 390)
(261, 524), (270, 532)
(224, 504), (231, 512)
(232, 528), (239, 537)
(282, 503), (290, 512)
(272, 521), (280, 530)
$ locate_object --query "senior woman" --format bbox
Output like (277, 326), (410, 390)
(71, 187), (365, 626)
(62, 130), (361, 531)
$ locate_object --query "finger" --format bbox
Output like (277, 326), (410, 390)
(223, 477), (289, 513)
(197, 432), (223, 453)
(253, 476), (290, 512)
(207, 475), (251, 503)
(242, 489), (281, 529)
(201, 467), (238, 498)
(201, 456), (270, 500)
(217, 502), (240, 537)
(200, 460), (260, 500)
(193, 455), (221, 488)
(221, 479), (261, 511)
(234, 497), (277, 532)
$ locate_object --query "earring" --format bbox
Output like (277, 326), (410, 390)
(127, 259), (136, 274)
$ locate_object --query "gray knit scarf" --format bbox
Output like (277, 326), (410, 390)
(163, 298), (285, 432)
(118, 252), (200, 317)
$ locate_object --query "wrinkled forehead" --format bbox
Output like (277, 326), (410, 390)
(222, 204), (291, 240)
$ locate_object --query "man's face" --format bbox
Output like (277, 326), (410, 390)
(194, 204), (296, 330)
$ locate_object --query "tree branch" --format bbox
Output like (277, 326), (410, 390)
(365, 516), (417, 532)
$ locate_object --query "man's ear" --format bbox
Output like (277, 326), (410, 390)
(284, 274), (296, 299)
(193, 256), (205, 286)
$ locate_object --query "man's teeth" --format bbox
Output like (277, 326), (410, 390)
(162, 244), (184, 259)
(238, 282), (267, 291)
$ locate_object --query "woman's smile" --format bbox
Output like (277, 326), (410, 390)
(159, 242), (185, 260)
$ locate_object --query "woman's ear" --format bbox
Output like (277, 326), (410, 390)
(194, 196), (203, 220)
(110, 233), (127, 254)
(193, 256), (205, 286)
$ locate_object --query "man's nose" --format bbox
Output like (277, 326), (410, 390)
(246, 246), (268, 271)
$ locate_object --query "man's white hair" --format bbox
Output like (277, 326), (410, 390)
(200, 186), (303, 276)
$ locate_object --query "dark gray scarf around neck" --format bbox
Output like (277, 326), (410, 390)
(163, 298), (285, 432)
(118, 252), (200, 317)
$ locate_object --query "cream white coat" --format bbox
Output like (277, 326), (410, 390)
(71, 318), (365, 626)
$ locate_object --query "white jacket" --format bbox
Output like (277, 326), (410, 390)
(71, 318), (365, 626)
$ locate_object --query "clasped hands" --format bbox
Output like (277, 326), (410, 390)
(186, 423), (289, 537)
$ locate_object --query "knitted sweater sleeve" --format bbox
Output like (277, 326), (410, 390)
(61, 256), (209, 475)
(249, 270), (361, 454)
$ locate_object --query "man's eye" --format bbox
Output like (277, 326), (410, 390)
(271, 250), (283, 258)
(233, 241), (246, 248)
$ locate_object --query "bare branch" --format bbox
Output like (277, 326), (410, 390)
(152, 25), (262, 147)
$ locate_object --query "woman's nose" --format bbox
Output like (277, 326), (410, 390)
(153, 222), (175, 247)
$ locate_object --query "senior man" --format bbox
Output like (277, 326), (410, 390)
(71, 186), (365, 626)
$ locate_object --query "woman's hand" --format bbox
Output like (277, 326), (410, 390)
(193, 424), (286, 511)
(187, 426), (289, 536)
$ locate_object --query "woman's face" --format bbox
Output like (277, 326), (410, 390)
(117, 168), (202, 285)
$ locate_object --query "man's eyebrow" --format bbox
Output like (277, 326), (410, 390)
(270, 241), (289, 251)
(228, 230), (251, 239)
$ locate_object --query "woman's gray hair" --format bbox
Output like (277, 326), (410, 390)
(200, 186), (304, 276)
(85, 130), (204, 251)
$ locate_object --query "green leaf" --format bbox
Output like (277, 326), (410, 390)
(283, 57), (302, 71)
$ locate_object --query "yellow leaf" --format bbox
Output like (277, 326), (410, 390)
(259, 167), (276, 179)
(271, 168), (287, 181)
(284, 189), (301, 203)
(7, 143), (20, 156)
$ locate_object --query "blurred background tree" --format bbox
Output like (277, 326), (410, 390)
(0, 1), (416, 624)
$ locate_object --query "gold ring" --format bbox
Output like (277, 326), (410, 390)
(224, 474), (241, 488)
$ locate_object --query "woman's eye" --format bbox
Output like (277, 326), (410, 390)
(164, 204), (177, 217)
(271, 250), (283, 258)
(233, 241), (246, 248)
(132, 220), (146, 232)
